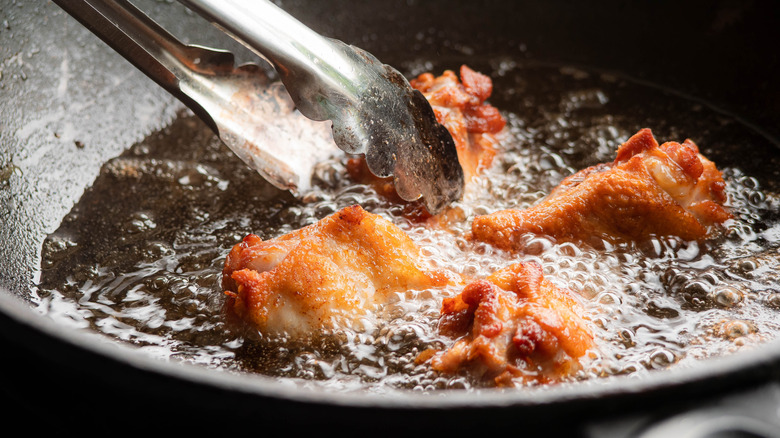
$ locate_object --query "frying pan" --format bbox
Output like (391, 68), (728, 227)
(2, 0), (780, 434)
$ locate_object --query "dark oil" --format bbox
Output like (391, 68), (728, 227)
(36, 60), (780, 392)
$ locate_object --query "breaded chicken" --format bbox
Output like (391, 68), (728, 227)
(472, 129), (730, 249)
(222, 205), (455, 338)
(346, 65), (506, 220)
(422, 261), (593, 386)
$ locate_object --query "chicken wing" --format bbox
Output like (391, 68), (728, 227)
(222, 205), (455, 338)
(422, 261), (593, 386)
(472, 129), (730, 249)
(346, 65), (506, 220)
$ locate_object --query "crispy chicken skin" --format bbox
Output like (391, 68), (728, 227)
(410, 64), (506, 181)
(222, 205), (454, 338)
(346, 65), (506, 219)
(472, 129), (730, 249)
(423, 261), (593, 386)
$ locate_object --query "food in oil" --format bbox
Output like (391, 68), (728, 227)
(36, 60), (780, 391)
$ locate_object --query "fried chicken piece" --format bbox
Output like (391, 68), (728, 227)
(423, 261), (593, 386)
(222, 205), (455, 338)
(346, 65), (506, 220)
(472, 129), (730, 249)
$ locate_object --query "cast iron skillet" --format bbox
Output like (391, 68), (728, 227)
(2, 0), (780, 434)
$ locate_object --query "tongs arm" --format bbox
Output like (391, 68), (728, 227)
(178, 0), (357, 125)
(53, 0), (229, 134)
(55, 0), (339, 193)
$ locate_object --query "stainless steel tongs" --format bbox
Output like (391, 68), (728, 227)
(54, 0), (464, 213)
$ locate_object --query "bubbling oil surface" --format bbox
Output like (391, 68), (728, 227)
(36, 60), (780, 392)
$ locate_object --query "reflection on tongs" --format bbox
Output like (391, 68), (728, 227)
(53, 0), (464, 214)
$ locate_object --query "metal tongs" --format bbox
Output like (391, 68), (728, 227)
(54, 0), (464, 213)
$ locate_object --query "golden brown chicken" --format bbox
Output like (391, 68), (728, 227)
(421, 261), (594, 386)
(472, 129), (730, 249)
(346, 65), (506, 220)
(222, 205), (455, 338)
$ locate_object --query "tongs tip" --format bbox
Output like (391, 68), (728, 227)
(322, 51), (465, 215)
